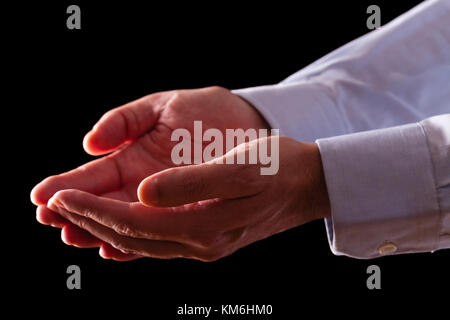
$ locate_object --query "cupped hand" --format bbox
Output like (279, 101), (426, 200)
(45, 136), (331, 262)
(31, 86), (269, 261)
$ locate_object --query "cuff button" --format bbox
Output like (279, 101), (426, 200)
(378, 242), (397, 255)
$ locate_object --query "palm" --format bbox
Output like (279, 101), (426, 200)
(97, 87), (267, 203)
(32, 86), (268, 224)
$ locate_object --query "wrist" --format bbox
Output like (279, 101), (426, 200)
(232, 92), (271, 131)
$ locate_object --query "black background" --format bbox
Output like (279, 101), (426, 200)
(9, 0), (448, 317)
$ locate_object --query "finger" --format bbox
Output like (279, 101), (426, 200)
(48, 189), (252, 243)
(30, 156), (121, 206)
(36, 186), (136, 230)
(61, 224), (103, 248)
(138, 160), (263, 207)
(50, 203), (193, 259)
(99, 243), (142, 261)
(83, 95), (160, 156)
(37, 190), (139, 232)
(36, 205), (67, 227)
(38, 205), (105, 247)
(60, 216), (143, 259)
(47, 189), (189, 240)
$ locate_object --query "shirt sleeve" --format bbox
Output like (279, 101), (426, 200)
(316, 114), (450, 259)
(232, 0), (450, 142)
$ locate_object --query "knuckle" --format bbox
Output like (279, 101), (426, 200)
(109, 239), (134, 255)
(231, 164), (263, 190)
(165, 90), (185, 111)
(51, 190), (67, 204)
(77, 218), (90, 231)
(117, 108), (139, 137)
(182, 174), (207, 200)
(207, 85), (227, 94)
(81, 207), (98, 220)
(112, 221), (137, 237)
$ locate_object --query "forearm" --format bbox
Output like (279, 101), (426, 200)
(233, 0), (450, 141)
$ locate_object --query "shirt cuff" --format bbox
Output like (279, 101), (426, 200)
(232, 82), (348, 142)
(316, 122), (441, 259)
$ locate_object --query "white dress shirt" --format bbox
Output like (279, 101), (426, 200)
(233, 0), (450, 258)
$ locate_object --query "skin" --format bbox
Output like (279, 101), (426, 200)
(31, 86), (330, 262)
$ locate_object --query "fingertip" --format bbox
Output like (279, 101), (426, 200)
(137, 176), (160, 207)
(61, 226), (73, 246)
(83, 130), (109, 156)
(35, 205), (50, 225)
(30, 185), (41, 206)
(99, 244), (112, 259)
(36, 205), (67, 227)
(47, 189), (78, 212)
(82, 131), (96, 155)
(83, 119), (126, 156)
(31, 175), (68, 206)
(99, 248), (111, 260)
(30, 180), (54, 206)
(62, 224), (102, 248)
(47, 190), (65, 210)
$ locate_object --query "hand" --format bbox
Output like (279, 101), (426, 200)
(31, 86), (269, 260)
(46, 136), (331, 262)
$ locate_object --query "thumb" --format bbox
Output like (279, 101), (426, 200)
(83, 96), (159, 156)
(138, 161), (264, 207)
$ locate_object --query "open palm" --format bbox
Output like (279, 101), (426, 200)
(31, 86), (268, 260)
